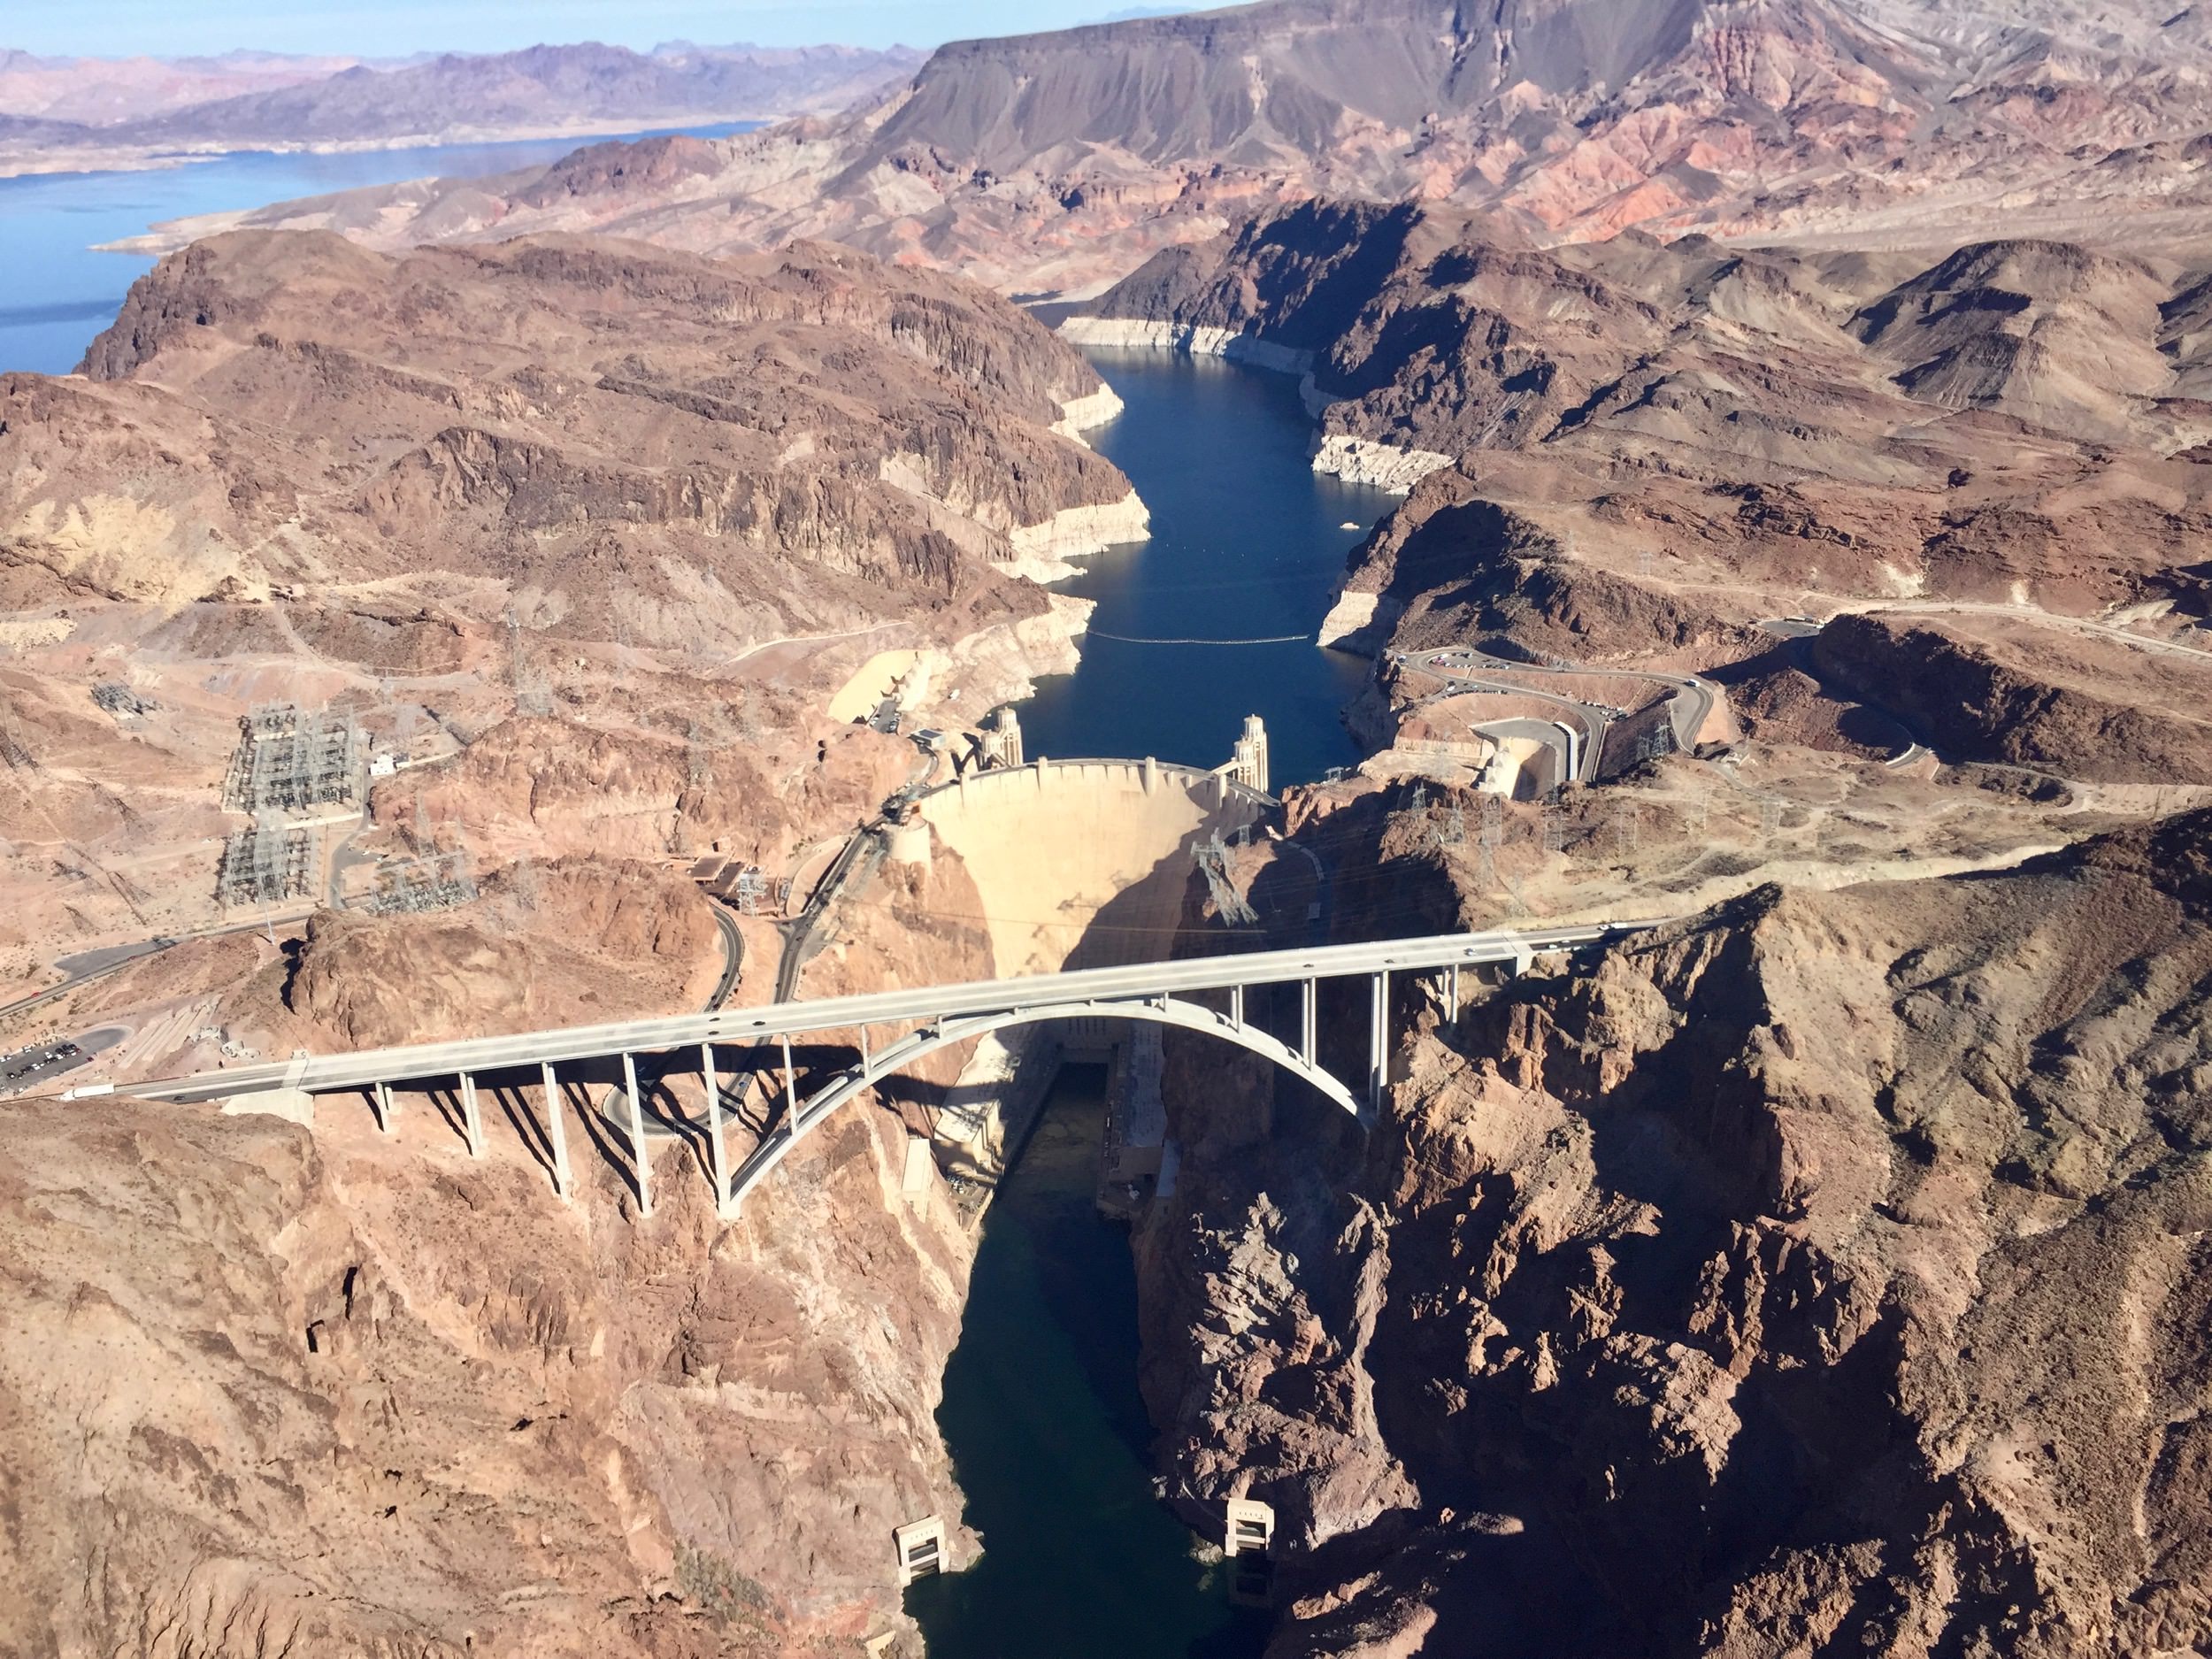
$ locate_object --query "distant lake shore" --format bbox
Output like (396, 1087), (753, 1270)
(0, 122), (758, 375)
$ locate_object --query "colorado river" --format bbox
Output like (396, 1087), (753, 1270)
(909, 1065), (1268, 1658)
(918, 349), (1393, 1654)
(1016, 346), (1397, 787)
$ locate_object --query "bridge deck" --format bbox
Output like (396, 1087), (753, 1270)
(126, 921), (1657, 1104)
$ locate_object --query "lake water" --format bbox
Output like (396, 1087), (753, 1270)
(908, 1064), (1270, 1659)
(0, 123), (757, 376)
(1019, 347), (1394, 787)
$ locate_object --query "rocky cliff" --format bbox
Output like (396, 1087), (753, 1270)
(1081, 200), (2212, 782)
(0, 1076), (974, 1657)
(116, 0), (2212, 292)
(1137, 810), (2212, 1656)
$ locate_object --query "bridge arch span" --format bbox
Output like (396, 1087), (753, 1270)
(727, 997), (1358, 1210)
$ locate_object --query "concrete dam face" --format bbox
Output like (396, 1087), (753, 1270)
(910, 758), (1268, 977)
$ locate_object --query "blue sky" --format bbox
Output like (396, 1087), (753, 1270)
(4, 1), (1195, 58)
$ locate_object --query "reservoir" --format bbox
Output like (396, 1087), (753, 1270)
(918, 353), (1387, 1655)
(1018, 346), (1394, 787)
(0, 123), (757, 376)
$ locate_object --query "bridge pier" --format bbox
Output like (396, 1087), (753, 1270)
(541, 1061), (572, 1202)
(458, 1071), (484, 1156)
(1301, 979), (1317, 1064)
(1367, 971), (1390, 1117)
(701, 1041), (731, 1217)
(622, 1052), (651, 1217)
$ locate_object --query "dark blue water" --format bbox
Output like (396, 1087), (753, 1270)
(1018, 347), (1393, 787)
(909, 1066), (1268, 1659)
(0, 123), (757, 375)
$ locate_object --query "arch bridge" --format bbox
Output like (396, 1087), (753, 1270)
(123, 924), (1652, 1218)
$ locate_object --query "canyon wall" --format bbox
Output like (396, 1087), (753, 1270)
(1134, 810), (2212, 1656)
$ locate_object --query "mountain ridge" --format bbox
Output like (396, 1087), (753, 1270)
(0, 38), (923, 175)
(134, 0), (2212, 294)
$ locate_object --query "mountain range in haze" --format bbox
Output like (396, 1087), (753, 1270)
(133, 0), (2212, 293)
(0, 40), (923, 174)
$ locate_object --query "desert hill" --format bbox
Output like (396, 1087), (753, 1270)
(0, 227), (1130, 1025)
(0, 40), (922, 175)
(119, 0), (2212, 293)
(1141, 805), (2212, 1655)
(1075, 200), (2212, 780)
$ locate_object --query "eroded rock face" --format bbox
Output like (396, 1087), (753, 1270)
(1139, 811), (2212, 1656)
(36, 228), (1126, 634)
(1083, 200), (2212, 781)
(129, 0), (2212, 292)
(0, 1079), (972, 1658)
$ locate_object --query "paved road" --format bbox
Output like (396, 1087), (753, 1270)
(113, 919), (1663, 1106)
(705, 906), (743, 1011)
(0, 909), (316, 1029)
(3, 937), (179, 1024)
(1397, 644), (1723, 769)
(1829, 599), (2212, 662)
(1393, 649), (1613, 783)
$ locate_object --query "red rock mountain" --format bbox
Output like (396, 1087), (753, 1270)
(133, 0), (2212, 292)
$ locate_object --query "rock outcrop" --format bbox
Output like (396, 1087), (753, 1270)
(1080, 200), (2212, 780)
(117, 0), (2212, 290)
(1140, 810), (2212, 1655)
(0, 1076), (974, 1657)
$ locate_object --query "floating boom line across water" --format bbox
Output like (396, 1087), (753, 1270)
(1085, 630), (1314, 645)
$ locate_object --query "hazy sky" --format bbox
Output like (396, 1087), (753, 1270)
(5, 1), (1195, 58)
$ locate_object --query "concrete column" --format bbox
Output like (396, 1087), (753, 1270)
(781, 1035), (799, 1137)
(701, 1041), (730, 1217)
(1300, 979), (1317, 1065)
(541, 1061), (571, 1202)
(622, 1052), (652, 1217)
(373, 1079), (394, 1132)
(1367, 971), (1390, 1116)
(458, 1071), (484, 1156)
(1228, 984), (1244, 1028)
(1446, 964), (1460, 1013)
